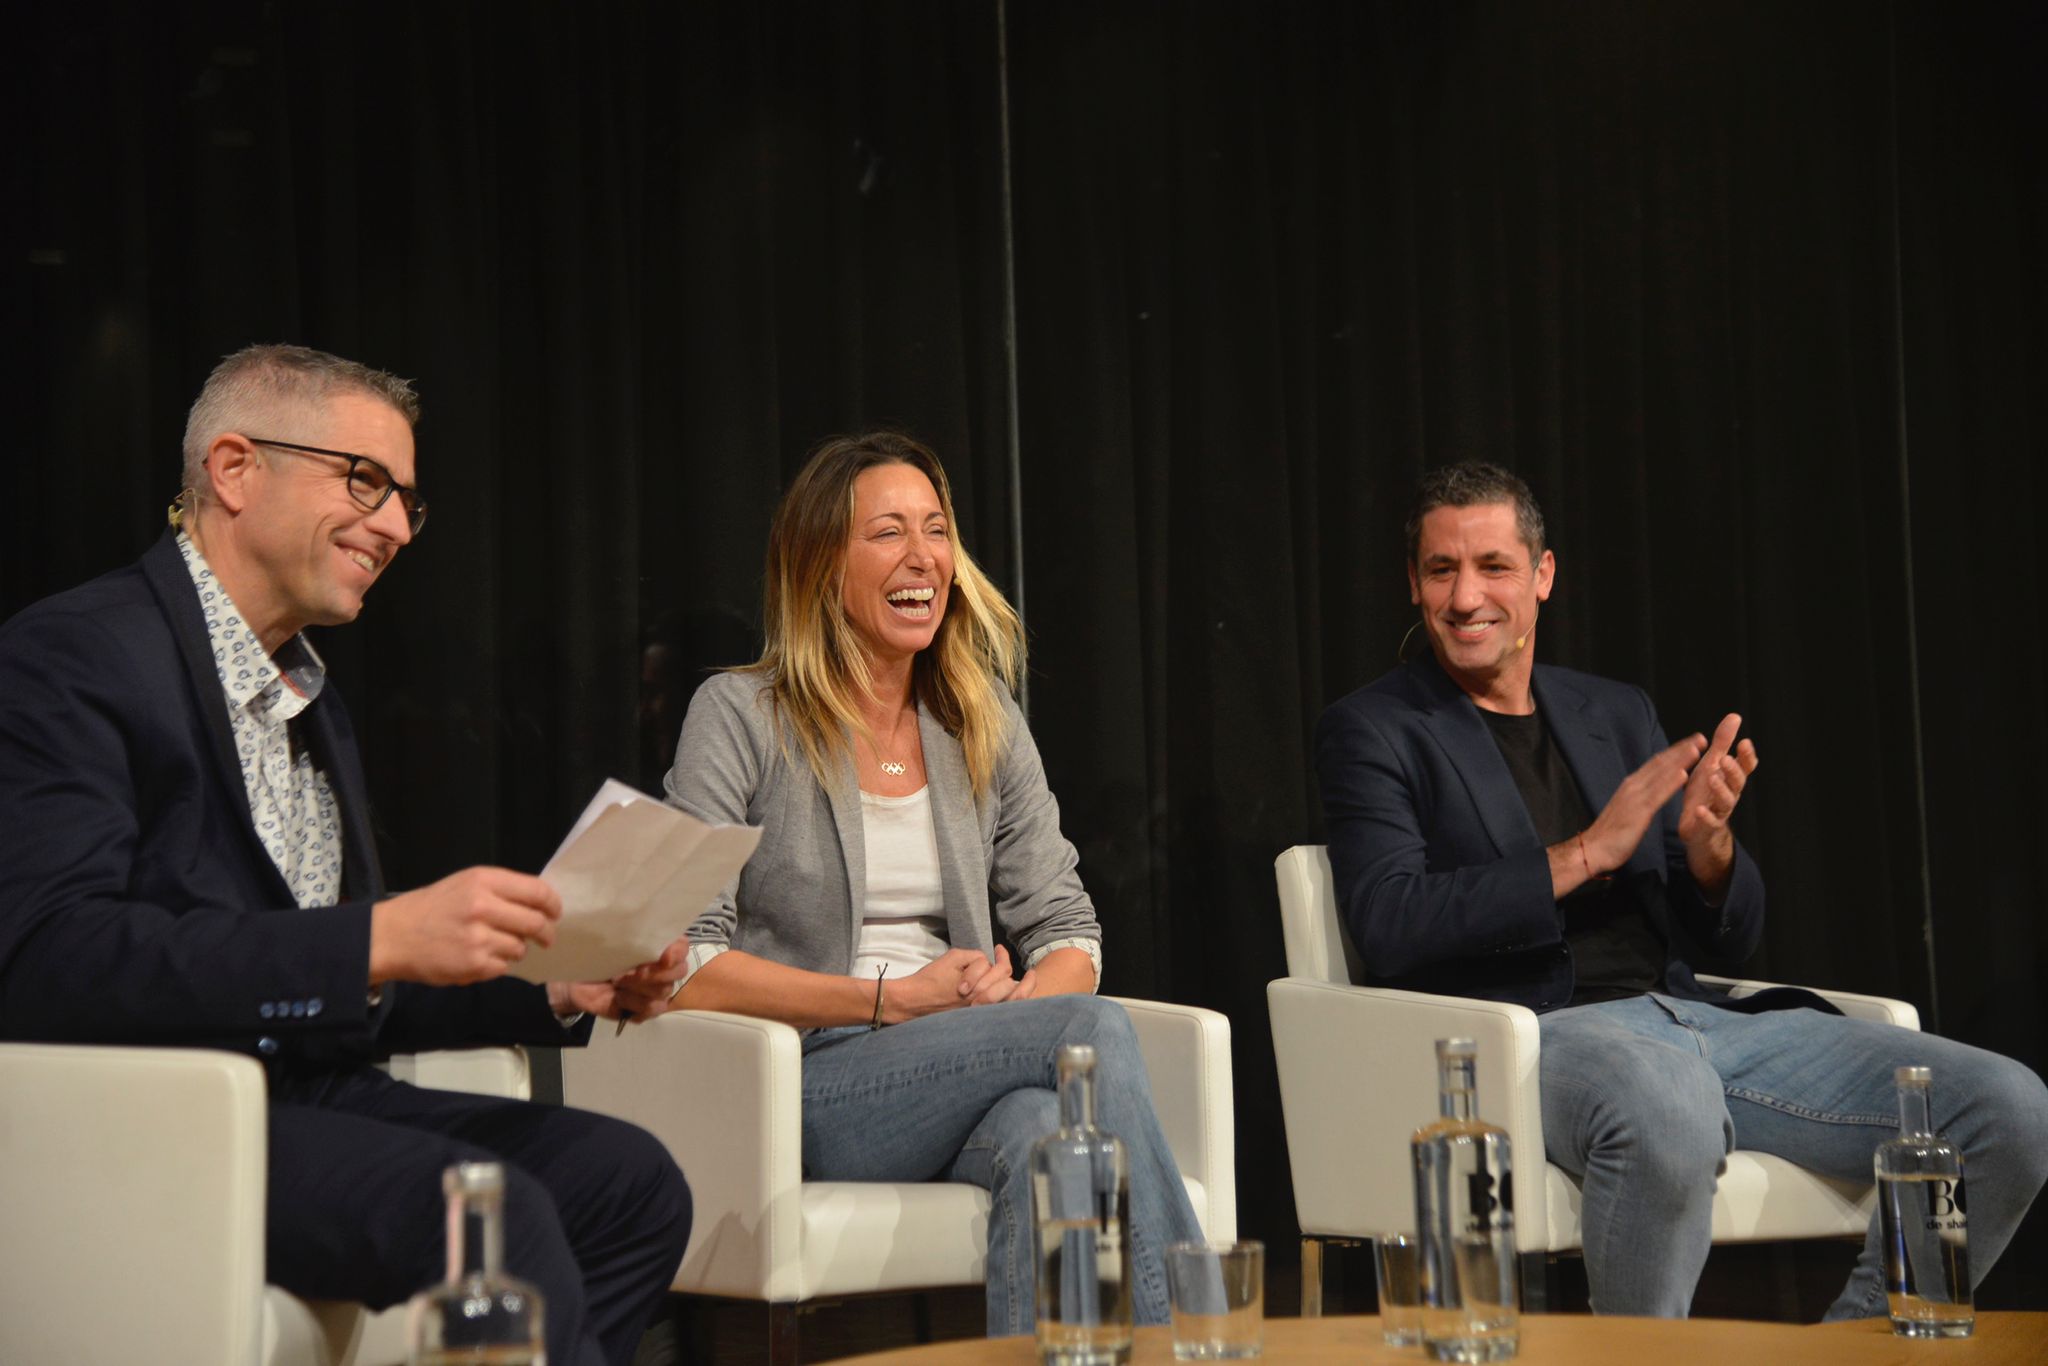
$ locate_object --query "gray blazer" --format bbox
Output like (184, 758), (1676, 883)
(664, 670), (1101, 975)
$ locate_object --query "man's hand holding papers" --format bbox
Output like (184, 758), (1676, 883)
(546, 934), (691, 1023)
(518, 780), (763, 1002)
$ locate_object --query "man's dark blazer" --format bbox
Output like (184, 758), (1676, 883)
(1314, 650), (1767, 1013)
(0, 532), (585, 1065)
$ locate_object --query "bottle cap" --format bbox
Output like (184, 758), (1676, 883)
(1436, 1037), (1478, 1059)
(445, 1161), (507, 1198)
(1056, 1043), (1098, 1072)
(1895, 1065), (1933, 1086)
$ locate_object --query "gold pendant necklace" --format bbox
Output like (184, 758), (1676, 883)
(874, 708), (913, 777)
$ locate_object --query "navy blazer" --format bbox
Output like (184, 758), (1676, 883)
(0, 533), (582, 1068)
(1314, 651), (1767, 1013)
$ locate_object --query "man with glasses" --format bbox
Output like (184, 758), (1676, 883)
(0, 345), (691, 1366)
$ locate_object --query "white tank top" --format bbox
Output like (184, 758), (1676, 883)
(852, 786), (950, 979)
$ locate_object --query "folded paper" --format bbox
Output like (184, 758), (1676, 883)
(509, 779), (761, 983)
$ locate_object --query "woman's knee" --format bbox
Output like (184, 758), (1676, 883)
(983, 1086), (1061, 1154)
(952, 1086), (1059, 1192)
(1047, 992), (1139, 1055)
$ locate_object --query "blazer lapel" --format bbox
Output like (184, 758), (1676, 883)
(1411, 655), (1539, 857)
(918, 703), (993, 956)
(1534, 668), (1628, 814)
(822, 747), (868, 956)
(141, 533), (294, 904)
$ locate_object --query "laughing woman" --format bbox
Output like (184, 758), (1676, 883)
(663, 431), (1204, 1335)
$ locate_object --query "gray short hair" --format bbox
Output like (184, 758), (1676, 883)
(1404, 461), (1547, 564)
(179, 344), (420, 503)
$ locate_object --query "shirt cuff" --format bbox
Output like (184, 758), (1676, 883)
(677, 940), (728, 986)
(1028, 937), (1103, 989)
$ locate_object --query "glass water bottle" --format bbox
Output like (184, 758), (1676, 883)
(1412, 1038), (1518, 1363)
(406, 1161), (547, 1365)
(1875, 1066), (1973, 1338)
(1030, 1043), (1134, 1365)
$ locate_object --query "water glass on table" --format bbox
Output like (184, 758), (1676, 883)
(1165, 1239), (1264, 1360)
(1373, 1232), (1423, 1347)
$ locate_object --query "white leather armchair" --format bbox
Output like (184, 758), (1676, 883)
(0, 1042), (530, 1366)
(1266, 844), (1918, 1313)
(561, 995), (1235, 1363)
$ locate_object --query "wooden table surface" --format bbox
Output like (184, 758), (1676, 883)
(829, 1311), (2048, 1364)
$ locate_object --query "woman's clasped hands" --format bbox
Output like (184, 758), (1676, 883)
(878, 946), (1037, 1024)
(957, 944), (1037, 1007)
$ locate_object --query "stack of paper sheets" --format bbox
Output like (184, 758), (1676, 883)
(508, 779), (762, 984)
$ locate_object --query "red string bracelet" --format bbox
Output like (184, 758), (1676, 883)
(1577, 832), (1613, 884)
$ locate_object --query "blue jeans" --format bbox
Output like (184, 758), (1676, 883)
(1539, 994), (2048, 1318)
(800, 994), (1205, 1336)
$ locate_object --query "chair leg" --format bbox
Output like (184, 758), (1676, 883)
(1301, 1236), (1324, 1317)
(766, 1302), (799, 1366)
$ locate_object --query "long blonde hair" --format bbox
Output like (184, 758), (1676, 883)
(746, 432), (1025, 798)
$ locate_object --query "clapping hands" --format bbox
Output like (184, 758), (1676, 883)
(1580, 712), (1757, 898)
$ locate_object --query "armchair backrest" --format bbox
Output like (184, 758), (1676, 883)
(1273, 845), (1362, 985)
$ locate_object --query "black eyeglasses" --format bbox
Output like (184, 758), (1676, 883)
(248, 437), (428, 535)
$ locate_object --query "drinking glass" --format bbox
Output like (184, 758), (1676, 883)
(1374, 1232), (1424, 1347)
(1165, 1240), (1264, 1360)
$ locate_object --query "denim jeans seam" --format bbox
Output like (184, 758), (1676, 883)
(1132, 1214), (1167, 1314)
(960, 1133), (1027, 1334)
(802, 1045), (1049, 1109)
(1724, 1085), (1892, 1127)
(1585, 1172), (1629, 1314)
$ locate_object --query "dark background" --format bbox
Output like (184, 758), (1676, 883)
(6, 0), (2043, 1313)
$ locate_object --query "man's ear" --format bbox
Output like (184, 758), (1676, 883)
(1407, 560), (1421, 606)
(1535, 548), (1556, 602)
(206, 433), (260, 515)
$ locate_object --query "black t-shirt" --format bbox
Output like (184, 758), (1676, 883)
(1478, 707), (1665, 1005)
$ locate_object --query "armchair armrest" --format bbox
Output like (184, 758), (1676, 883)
(560, 1010), (805, 1300)
(0, 1044), (268, 1366)
(1106, 996), (1236, 1242)
(1266, 978), (1550, 1245)
(1697, 975), (1921, 1031)
(385, 1045), (532, 1099)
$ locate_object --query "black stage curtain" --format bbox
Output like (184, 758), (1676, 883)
(5, 0), (2043, 1305)
(1006, 1), (2046, 1286)
(6, 0), (1014, 869)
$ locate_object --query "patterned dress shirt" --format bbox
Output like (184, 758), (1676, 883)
(176, 532), (343, 909)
